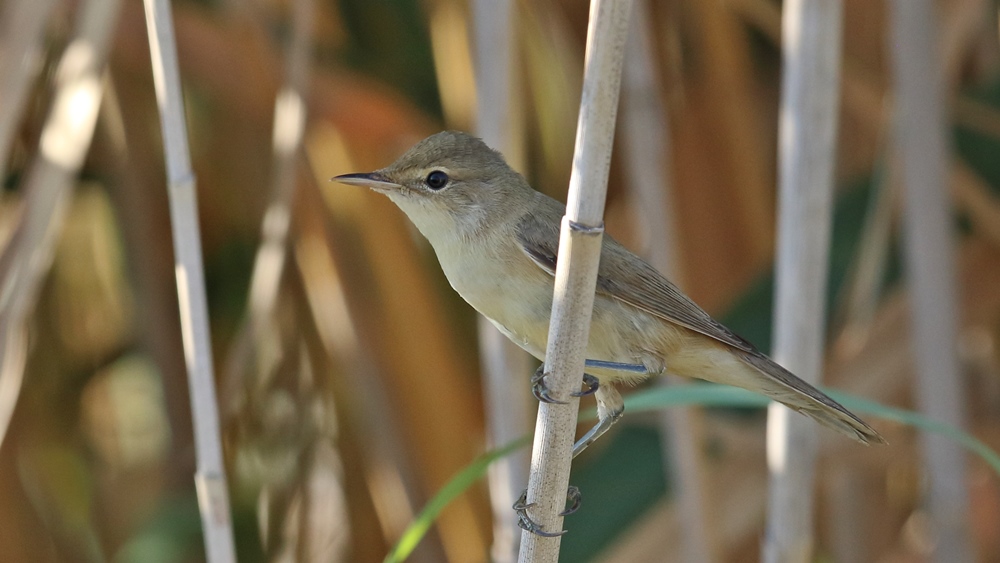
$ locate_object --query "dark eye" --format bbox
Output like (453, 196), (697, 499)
(425, 170), (449, 190)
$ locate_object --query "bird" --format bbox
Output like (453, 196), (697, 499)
(333, 130), (885, 459)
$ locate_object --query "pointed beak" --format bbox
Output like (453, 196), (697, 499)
(331, 172), (402, 191)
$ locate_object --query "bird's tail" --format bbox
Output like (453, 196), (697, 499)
(733, 350), (886, 445)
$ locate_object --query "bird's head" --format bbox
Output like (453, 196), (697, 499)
(333, 131), (531, 243)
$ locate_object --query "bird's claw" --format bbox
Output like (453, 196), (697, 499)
(512, 487), (582, 537)
(531, 366), (566, 405)
(560, 485), (582, 516)
(531, 367), (600, 403)
(571, 374), (600, 398)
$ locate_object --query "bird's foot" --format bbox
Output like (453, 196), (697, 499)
(530, 365), (565, 404)
(561, 485), (582, 516)
(571, 374), (599, 398)
(513, 486), (582, 537)
(531, 366), (600, 403)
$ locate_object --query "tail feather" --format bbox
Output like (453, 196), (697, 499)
(735, 350), (887, 445)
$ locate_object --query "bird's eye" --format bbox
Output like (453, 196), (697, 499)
(425, 170), (449, 190)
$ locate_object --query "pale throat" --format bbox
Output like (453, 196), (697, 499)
(386, 192), (487, 248)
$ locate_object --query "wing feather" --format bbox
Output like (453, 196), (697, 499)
(514, 211), (885, 444)
(515, 212), (757, 353)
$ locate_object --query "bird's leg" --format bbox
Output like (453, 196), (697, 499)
(519, 362), (647, 533)
(513, 486), (583, 537)
(584, 359), (649, 374)
(530, 360), (648, 455)
(572, 385), (625, 458)
(531, 359), (645, 403)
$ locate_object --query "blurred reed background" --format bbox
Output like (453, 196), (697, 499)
(1, 0), (999, 561)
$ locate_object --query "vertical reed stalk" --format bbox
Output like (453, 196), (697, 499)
(142, 0), (237, 560)
(763, 1), (843, 561)
(517, 1), (633, 561)
(888, 2), (974, 561)
(247, 0), (313, 334)
(223, 0), (315, 396)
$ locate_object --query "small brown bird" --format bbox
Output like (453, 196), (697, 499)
(334, 131), (885, 458)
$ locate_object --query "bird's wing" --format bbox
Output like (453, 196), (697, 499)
(515, 211), (757, 353)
